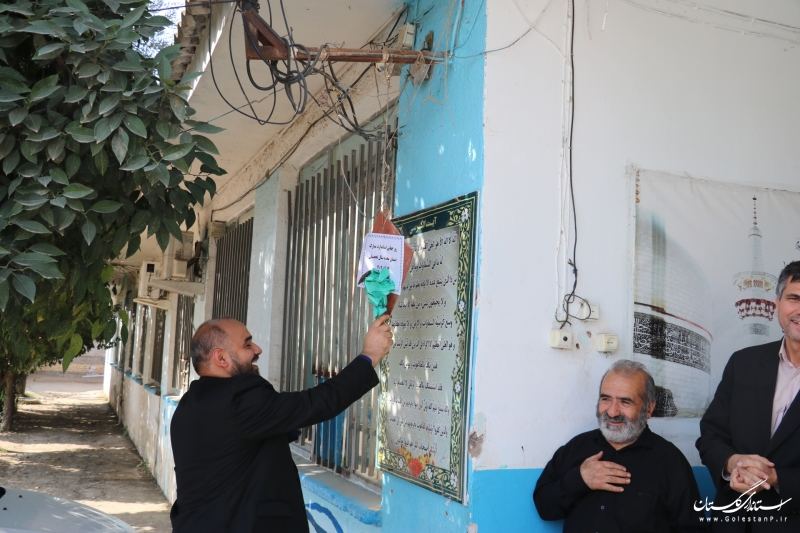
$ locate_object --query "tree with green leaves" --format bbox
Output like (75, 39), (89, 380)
(0, 0), (225, 431)
(136, 1), (182, 58)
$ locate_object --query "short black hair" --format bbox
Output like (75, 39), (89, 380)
(776, 261), (800, 299)
(190, 319), (234, 372)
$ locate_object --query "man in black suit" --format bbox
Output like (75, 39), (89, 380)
(169, 314), (393, 533)
(697, 260), (800, 531)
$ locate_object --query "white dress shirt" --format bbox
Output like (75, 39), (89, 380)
(771, 339), (800, 436)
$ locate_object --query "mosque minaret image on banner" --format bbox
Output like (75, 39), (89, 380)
(732, 197), (777, 346)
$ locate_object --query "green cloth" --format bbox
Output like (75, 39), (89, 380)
(364, 267), (395, 318)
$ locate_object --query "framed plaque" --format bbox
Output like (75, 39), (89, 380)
(377, 192), (478, 501)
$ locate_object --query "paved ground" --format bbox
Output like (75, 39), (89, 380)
(0, 369), (172, 533)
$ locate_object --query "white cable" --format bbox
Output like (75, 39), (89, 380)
(555, 0), (575, 318)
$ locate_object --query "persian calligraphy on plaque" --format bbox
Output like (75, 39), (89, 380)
(377, 192), (477, 502)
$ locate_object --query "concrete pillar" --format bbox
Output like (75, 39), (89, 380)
(247, 166), (297, 386)
(162, 293), (179, 395)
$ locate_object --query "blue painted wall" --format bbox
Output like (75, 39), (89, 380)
(382, 473), (472, 533)
(394, 0), (486, 217)
(469, 467), (715, 532)
(383, 0), (486, 531)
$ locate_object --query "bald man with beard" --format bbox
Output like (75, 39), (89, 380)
(169, 315), (393, 533)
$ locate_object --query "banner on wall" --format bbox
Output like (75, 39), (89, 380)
(377, 192), (477, 502)
(634, 169), (800, 418)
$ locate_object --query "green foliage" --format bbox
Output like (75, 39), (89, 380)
(0, 0), (224, 379)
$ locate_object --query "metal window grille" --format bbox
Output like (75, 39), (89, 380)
(149, 308), (167, 390)
(137, 305), (150, 377)
(115, 292), (134, 367)
(172, 294), (195, 392)
(212, 218), (254, 323)
(281, 131), (396, 484)
(115, 317), (124, 367)
(126, 302), (138, 371)
(113, 329), (122, 367)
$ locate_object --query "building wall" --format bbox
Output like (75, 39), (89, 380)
(380, 0), (487, 531)
(472, 0), (800, 530)
(104, 1), (800, 531)
(105, 363), (178, 503)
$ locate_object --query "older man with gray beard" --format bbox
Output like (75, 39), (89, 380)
(533, 360), (707, 532)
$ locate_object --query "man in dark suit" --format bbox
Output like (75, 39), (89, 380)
(169, 314), (393, 533)
(697, 260), (800, 531)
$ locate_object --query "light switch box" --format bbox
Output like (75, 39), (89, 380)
(596, 333), (618, 353)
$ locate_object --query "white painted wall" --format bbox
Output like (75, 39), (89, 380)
(477, 0), (800, 470)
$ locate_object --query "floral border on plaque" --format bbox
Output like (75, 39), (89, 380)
(377, 192), (477, 502)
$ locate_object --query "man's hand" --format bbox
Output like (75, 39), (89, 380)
(580, 451), (630, 492)
(360, 314), (393, 367)
(726, 454), (777, 493)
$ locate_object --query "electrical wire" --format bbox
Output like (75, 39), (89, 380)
(205, 0), (310, 125)
(202, 0), (404, 141)
(368, 5), (409, 48)
(207, 4), (267, 123)
(240, 1), (320, 123)
(210, 78), (404, 218)
(555, 0), (589, 329)
(156, 0), (407, 140)
(450, 0), (485, 52)
(208, 111), (329, 216)
(450, 0), (556, 59)
(191, 0), (401, 216)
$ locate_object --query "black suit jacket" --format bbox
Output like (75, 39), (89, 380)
(697, 339), (800, 532)
(169, 357), (379, 533)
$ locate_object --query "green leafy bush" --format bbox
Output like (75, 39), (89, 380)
(0, 0), (223, 394)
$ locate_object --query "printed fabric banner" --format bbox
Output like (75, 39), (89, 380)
(634, 170), (800, 418)
(378, 192), (477, 502)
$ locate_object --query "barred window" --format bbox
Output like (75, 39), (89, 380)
(282, 125), (396, 485)
(171, 294), (195, 394)
(212, 217), (254, 323)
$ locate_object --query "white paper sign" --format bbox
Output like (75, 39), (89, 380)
(357, 233), (405, 295)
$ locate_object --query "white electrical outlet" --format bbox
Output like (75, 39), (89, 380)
(596, 333), (619, 353)
(577, 302), (599, 321)
(550, 329), (573, 350)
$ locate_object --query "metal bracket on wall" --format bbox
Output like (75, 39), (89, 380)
(133, 297), (173, 311)
(241, 7), (443, 65)
(148, 279), (205, 297)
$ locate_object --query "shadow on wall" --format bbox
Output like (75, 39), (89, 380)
(306, 503), (344, 533)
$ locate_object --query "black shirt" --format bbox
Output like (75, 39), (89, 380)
(533, 427), (707, 533)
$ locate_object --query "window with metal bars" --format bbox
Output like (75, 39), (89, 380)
(149, 308), (167, 392)
(136, 305), (150, 377)
(125, 302), (138, 371)
(281, 127), (396, 485)
(212, 218), (254, 323)
(115, 291), (134, 367)
(171, 294), (195, 393)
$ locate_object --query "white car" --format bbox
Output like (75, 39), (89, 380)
(0, 486), (136, 533)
